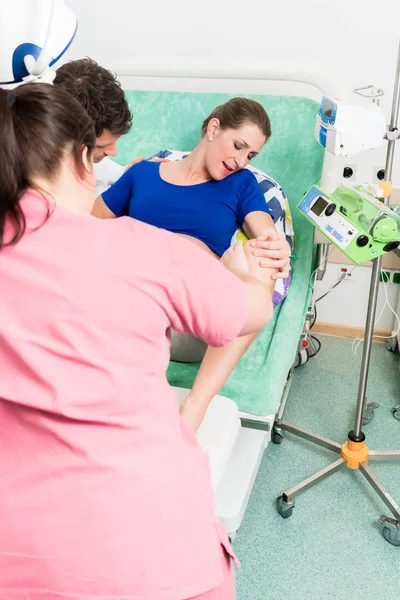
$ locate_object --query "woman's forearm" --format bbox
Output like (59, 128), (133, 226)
(180, 331), (258, 431)
(180, 236), (278, 433)
(180, 265), (275, 432)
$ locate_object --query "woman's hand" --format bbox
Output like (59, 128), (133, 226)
(220, 241), (249, 278)
(250, 228), (291, 280)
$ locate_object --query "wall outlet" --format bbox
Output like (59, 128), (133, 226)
(342, 164), (357, 182)
(393, 272), (400, 284)
(380, 270), (391, 283)
(339, 266), (356, 281)
(372, 165), (386, 183)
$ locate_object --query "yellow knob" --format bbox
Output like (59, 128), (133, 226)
(379, 181), (393, 199)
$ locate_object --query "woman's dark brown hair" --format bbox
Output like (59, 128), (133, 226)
(201, 97), (271, 140)
(0, 83), (96, 249)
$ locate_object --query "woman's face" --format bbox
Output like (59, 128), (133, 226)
(204, 120), (266, 181)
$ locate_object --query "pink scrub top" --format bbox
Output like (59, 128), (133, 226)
(0, 192), (247, 600)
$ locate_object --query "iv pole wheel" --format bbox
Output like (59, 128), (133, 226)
(276, 495), (294, 519)
(362, 401), (379, 425)
(379, 516), (400, 546)
(362, 408), (374, 425)
(382, 526), (400, 546)
(385, 338), (397, 352)
(294, 346), (310, 368)
(272, 425), (284, 444)
(393, 405), (400, 420)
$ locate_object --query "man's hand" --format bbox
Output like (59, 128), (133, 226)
(124, 156), (170, 172)
(250, 228), (292, 280)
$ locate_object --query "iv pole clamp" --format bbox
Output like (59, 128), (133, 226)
(276, 40), (400, 546)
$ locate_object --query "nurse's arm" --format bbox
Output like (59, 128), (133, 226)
(91, 196), (117, 219)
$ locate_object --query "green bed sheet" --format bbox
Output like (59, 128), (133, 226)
(116, 90), (324, 416)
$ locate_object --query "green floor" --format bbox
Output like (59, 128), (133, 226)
(233, 335), (400, 600)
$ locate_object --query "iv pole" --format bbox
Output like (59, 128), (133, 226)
(275, 39), (400, 546)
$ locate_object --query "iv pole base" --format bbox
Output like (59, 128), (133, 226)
(276, 422), (400, 546)
(341, 438), (369, 469)
(276, 37), (400, 547)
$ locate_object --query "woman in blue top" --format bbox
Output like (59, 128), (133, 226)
(92, 97), (291, 431)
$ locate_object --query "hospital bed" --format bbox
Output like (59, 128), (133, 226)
(5, 0), (399, 547)
(115, 68), (341, 537)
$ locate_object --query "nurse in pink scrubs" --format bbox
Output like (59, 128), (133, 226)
(0, 84), (273, 600)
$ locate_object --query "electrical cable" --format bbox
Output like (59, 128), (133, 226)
(315, 264), (358, 304)
(352, 269), (400, 355)
(308, 334), (321, 358)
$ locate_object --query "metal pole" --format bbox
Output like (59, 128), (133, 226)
(352, 39), (400, 438)
(387, 41), (400, 156)
(352, 260), (382, 437)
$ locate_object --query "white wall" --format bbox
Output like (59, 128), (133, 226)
(67, 0), (400, 184)
(65, 0), (400, 330)
(314, 263), (399, 331)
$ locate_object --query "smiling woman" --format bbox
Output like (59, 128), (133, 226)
(200, 96), (271, 178)
(92, 97), (275, 256)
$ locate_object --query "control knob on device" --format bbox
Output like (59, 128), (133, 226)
(325, 203), (336, 216)
(356, 235), (369, 247)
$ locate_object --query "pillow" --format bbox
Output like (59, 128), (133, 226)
(150, 150), (293, 306)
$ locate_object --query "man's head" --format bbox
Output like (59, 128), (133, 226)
(53, 58), (132, 163)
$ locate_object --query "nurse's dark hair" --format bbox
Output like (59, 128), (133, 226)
(0, 83), (96, 249)
(201, 97), (271, 140)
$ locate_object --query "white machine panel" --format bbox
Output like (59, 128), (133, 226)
(298, 187), (359, 249)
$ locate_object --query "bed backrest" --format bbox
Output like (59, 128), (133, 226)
(115, 90), (325, 234)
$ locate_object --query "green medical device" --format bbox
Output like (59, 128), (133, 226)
(297, 184), (400, 264)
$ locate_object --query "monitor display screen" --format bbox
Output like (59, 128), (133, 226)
(322, 99), (334, 119)
(311, 196), (329, 217)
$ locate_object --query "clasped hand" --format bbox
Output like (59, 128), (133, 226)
(222, 229), (291, 281)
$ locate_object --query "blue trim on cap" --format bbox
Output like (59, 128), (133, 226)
(0, 19), (78, 85)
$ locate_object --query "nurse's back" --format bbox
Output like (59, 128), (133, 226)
(0, 84), (272, 600)
(0, 199), (238, 599)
